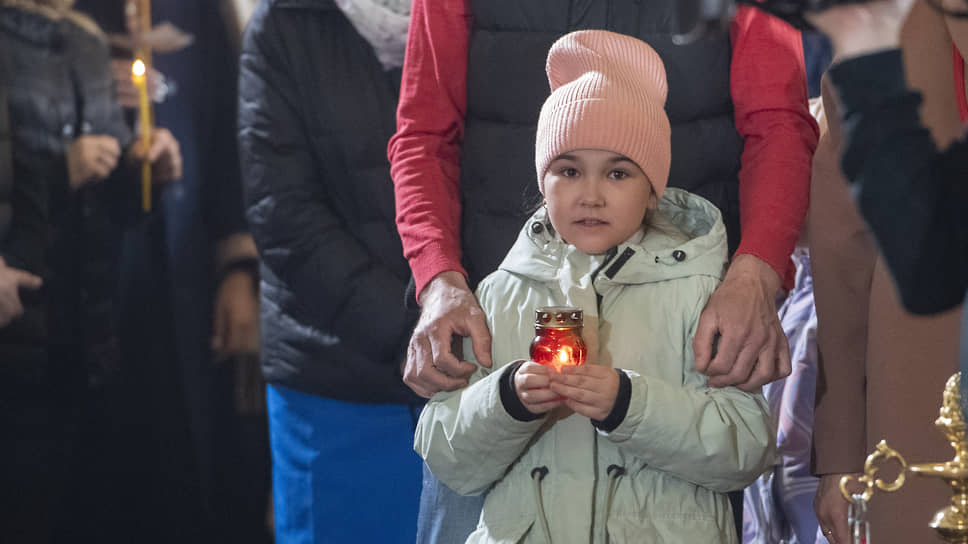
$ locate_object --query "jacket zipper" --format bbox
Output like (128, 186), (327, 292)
(591, 246), (619, 312)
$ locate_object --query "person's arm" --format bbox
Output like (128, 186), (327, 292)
(203, 7), (259, 359)
(415, 284), (549, 496)
(415, 357), (547, 496)
(387, 0), (494, 397)
(203, 6), (249, 248)
(729, 5), (819, 284)
(805, 1), (967, 314)
(831, 50), (968, 313)
(693, 8), (819, 390)
(601, 281), (775, 493)
(238, 8), (413, 366)
(808, 77), (871, 544)
(387, 0), (470, 299)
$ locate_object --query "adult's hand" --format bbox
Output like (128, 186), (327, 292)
(129, 127), (183, 182)
(403, 271), (493, 398)
(806, 0), (915, 60)
(694, 254), (790, 391)
(66, 135), (121, 189)
(212, 270), (260, 360)
(814, 472), (856, 544)
(0, 257), (42, 327)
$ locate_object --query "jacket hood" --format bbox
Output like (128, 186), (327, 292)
(499, 187), (727, 287)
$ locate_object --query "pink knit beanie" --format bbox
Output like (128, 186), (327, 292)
(535, 30), (671, 197)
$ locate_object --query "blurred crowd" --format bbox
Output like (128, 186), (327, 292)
(1, 1), (965, 544)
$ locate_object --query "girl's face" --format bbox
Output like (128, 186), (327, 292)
(542, 149), (655, 255)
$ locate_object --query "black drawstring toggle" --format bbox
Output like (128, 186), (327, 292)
(606, 464), (626, 478)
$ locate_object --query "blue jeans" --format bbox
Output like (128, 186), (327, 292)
(415, 462), (486, 544)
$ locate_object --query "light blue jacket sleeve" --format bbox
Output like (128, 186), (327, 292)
(414, 353), (546, 496)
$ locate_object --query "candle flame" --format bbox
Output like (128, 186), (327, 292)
(558, 350), (568, 364)
(132, 59), (146, 77)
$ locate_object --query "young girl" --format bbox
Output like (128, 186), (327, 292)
(415, 30), (774, 544)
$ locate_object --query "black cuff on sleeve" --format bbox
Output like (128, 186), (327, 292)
(828, 49), (907, 113)
(499, 360), (543, 422)
(592, 369), (632, 433)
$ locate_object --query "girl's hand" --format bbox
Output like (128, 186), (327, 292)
(514, 362), (564, 415)
(806, 0), (916, 60)
(548, 364), (619, 421)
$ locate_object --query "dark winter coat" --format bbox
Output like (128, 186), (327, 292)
(239, 0), (419, 404)
(0, 6), (134, 370)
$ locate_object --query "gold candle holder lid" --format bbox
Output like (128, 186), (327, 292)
(535, 306), (583, 328)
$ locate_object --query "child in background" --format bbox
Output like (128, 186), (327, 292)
(415, 30), (774, 544)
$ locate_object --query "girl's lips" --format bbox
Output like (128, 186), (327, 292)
(575, 218), (608, 226)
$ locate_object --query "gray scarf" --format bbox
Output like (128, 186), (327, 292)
(333, 0), (411, 70)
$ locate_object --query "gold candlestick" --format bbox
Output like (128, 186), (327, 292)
(842, 372), (968, 543)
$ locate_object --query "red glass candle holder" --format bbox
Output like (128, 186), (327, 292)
(530, 307), (586, 372)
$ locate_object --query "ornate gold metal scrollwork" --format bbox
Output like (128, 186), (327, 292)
(841, 440), (908, 505)
(840, 373), (968, 543)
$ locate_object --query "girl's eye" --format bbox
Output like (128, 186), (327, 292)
(609, 169), (629, 180)
(559, 167), (580, 178)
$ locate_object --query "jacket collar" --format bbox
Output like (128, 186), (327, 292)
(499, 188), (728, 286)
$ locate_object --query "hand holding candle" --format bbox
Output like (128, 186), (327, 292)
(513, 362), (564, 415)
(548, 365), (620, 422)
(127, 126), (182, 182)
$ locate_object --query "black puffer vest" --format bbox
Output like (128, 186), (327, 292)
(459, 1), (743, 287)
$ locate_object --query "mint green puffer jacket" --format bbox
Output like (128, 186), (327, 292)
(415, 188), (775, 543)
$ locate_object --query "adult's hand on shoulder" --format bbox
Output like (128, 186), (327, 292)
(814, 472), (856, 544)
(694, 254), (790, 391)
(404, 271), (493, 398)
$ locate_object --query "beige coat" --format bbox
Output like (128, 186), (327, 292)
(810, 2), (966, 541)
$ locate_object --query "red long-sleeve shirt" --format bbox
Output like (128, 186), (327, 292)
(388, 0), (819, 298)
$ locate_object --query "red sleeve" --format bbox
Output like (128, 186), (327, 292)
(387, 0), (471, 299)
(729, 7), (819, 289)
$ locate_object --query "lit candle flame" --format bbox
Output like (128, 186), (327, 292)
(132, 59), (146, 78)
(554, 348), (570, 372)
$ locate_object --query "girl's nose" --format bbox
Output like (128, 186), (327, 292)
(578, 178), (605, 207)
